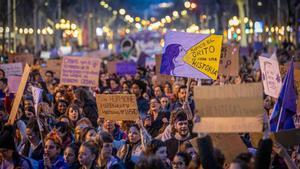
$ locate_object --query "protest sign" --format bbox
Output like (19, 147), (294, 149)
(8, 64), (31, 124)
(193, 83), (264, 133)
(160, 31), (212, 79)
(40, 59), (62, 78)
(96, 94), (139, 120)
(183, 35), (223, 80)
(107, 60), (137, 75)
(210, 134), (247, 163)
(8, 53), (34, 65)
(259, 56), (282, 98)
(7, 76), (22, 93)
(218, 45), (239, 76)
(0, 62), (23, 76)
(60, 56), (101, 87)
(274, 128), (300, 148)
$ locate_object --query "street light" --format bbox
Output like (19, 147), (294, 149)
(119, 9), (126, 15)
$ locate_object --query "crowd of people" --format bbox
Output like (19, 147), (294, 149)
(0, 44), (299, 169)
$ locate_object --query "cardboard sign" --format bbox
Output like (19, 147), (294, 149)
(8, 53), (34, 65)
(40, 59), (62, 78)
(96, 94), (139, 120)
(8, 64), (31, 124)
(193, 83), (264, 133)
(160, 31), (211, 79)
(183, 35), (223, 79)
(218, 45), (239, 76)
(107, 60), (137, 75)
(210, 134), (247, 163)
(0, 62), (23, 76)
(250, 129), (300, 148)
(7, 76), (22, 93)
(259, 56), (282, 98)
(60, 56), (101, 87)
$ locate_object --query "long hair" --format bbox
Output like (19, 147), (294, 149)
(161, 44), (182, 74)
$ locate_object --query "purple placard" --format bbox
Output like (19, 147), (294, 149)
(116, 61), (137, 75)
(161, 31), (210, 79)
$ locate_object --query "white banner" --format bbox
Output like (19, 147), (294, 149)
(259, 56), (282, 98)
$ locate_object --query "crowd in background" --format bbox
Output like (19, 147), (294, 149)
(0, 42), (299, 169)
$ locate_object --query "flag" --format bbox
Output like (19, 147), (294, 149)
(270, 59), (297, 132)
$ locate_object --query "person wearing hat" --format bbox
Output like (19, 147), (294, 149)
(0, 125), (32, 168)
(164, 109), (196, 160)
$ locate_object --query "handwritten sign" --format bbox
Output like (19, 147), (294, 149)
(8, 53), (34, 65)
(60, 56), (101, 87)
(193, 83), (264, 133)
(0, 63), (23, 76)
(259, 56), (282, 98)
(96, 94), (139, 120)
(8, 64), (31, 124)
(183, 35), (223, 80)
(218, 45), (239, 76)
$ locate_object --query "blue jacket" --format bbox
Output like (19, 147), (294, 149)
(38, 155), (69, 169)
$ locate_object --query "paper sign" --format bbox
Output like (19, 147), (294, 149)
(60, 56), (101, 87)
(0, 62), (23, 76)
(259, 56), (282, 98)
(218, 45), (239, 76)
(8, 53), (34, 65)
(8, 64), (31, 124)
(96, 94), (139, 120)
(183, 35), (223, 79)
(193, 83), (264, 133)
(160, 31), (211, 79)
(7, 76), (22, 93)
(274, 128), (300, 147)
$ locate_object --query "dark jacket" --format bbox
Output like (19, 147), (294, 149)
(255, 138), (273, 169)
(21, 141), (44, 161)
(165, 134), (196, 160)
(195, 135), (222, 169)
